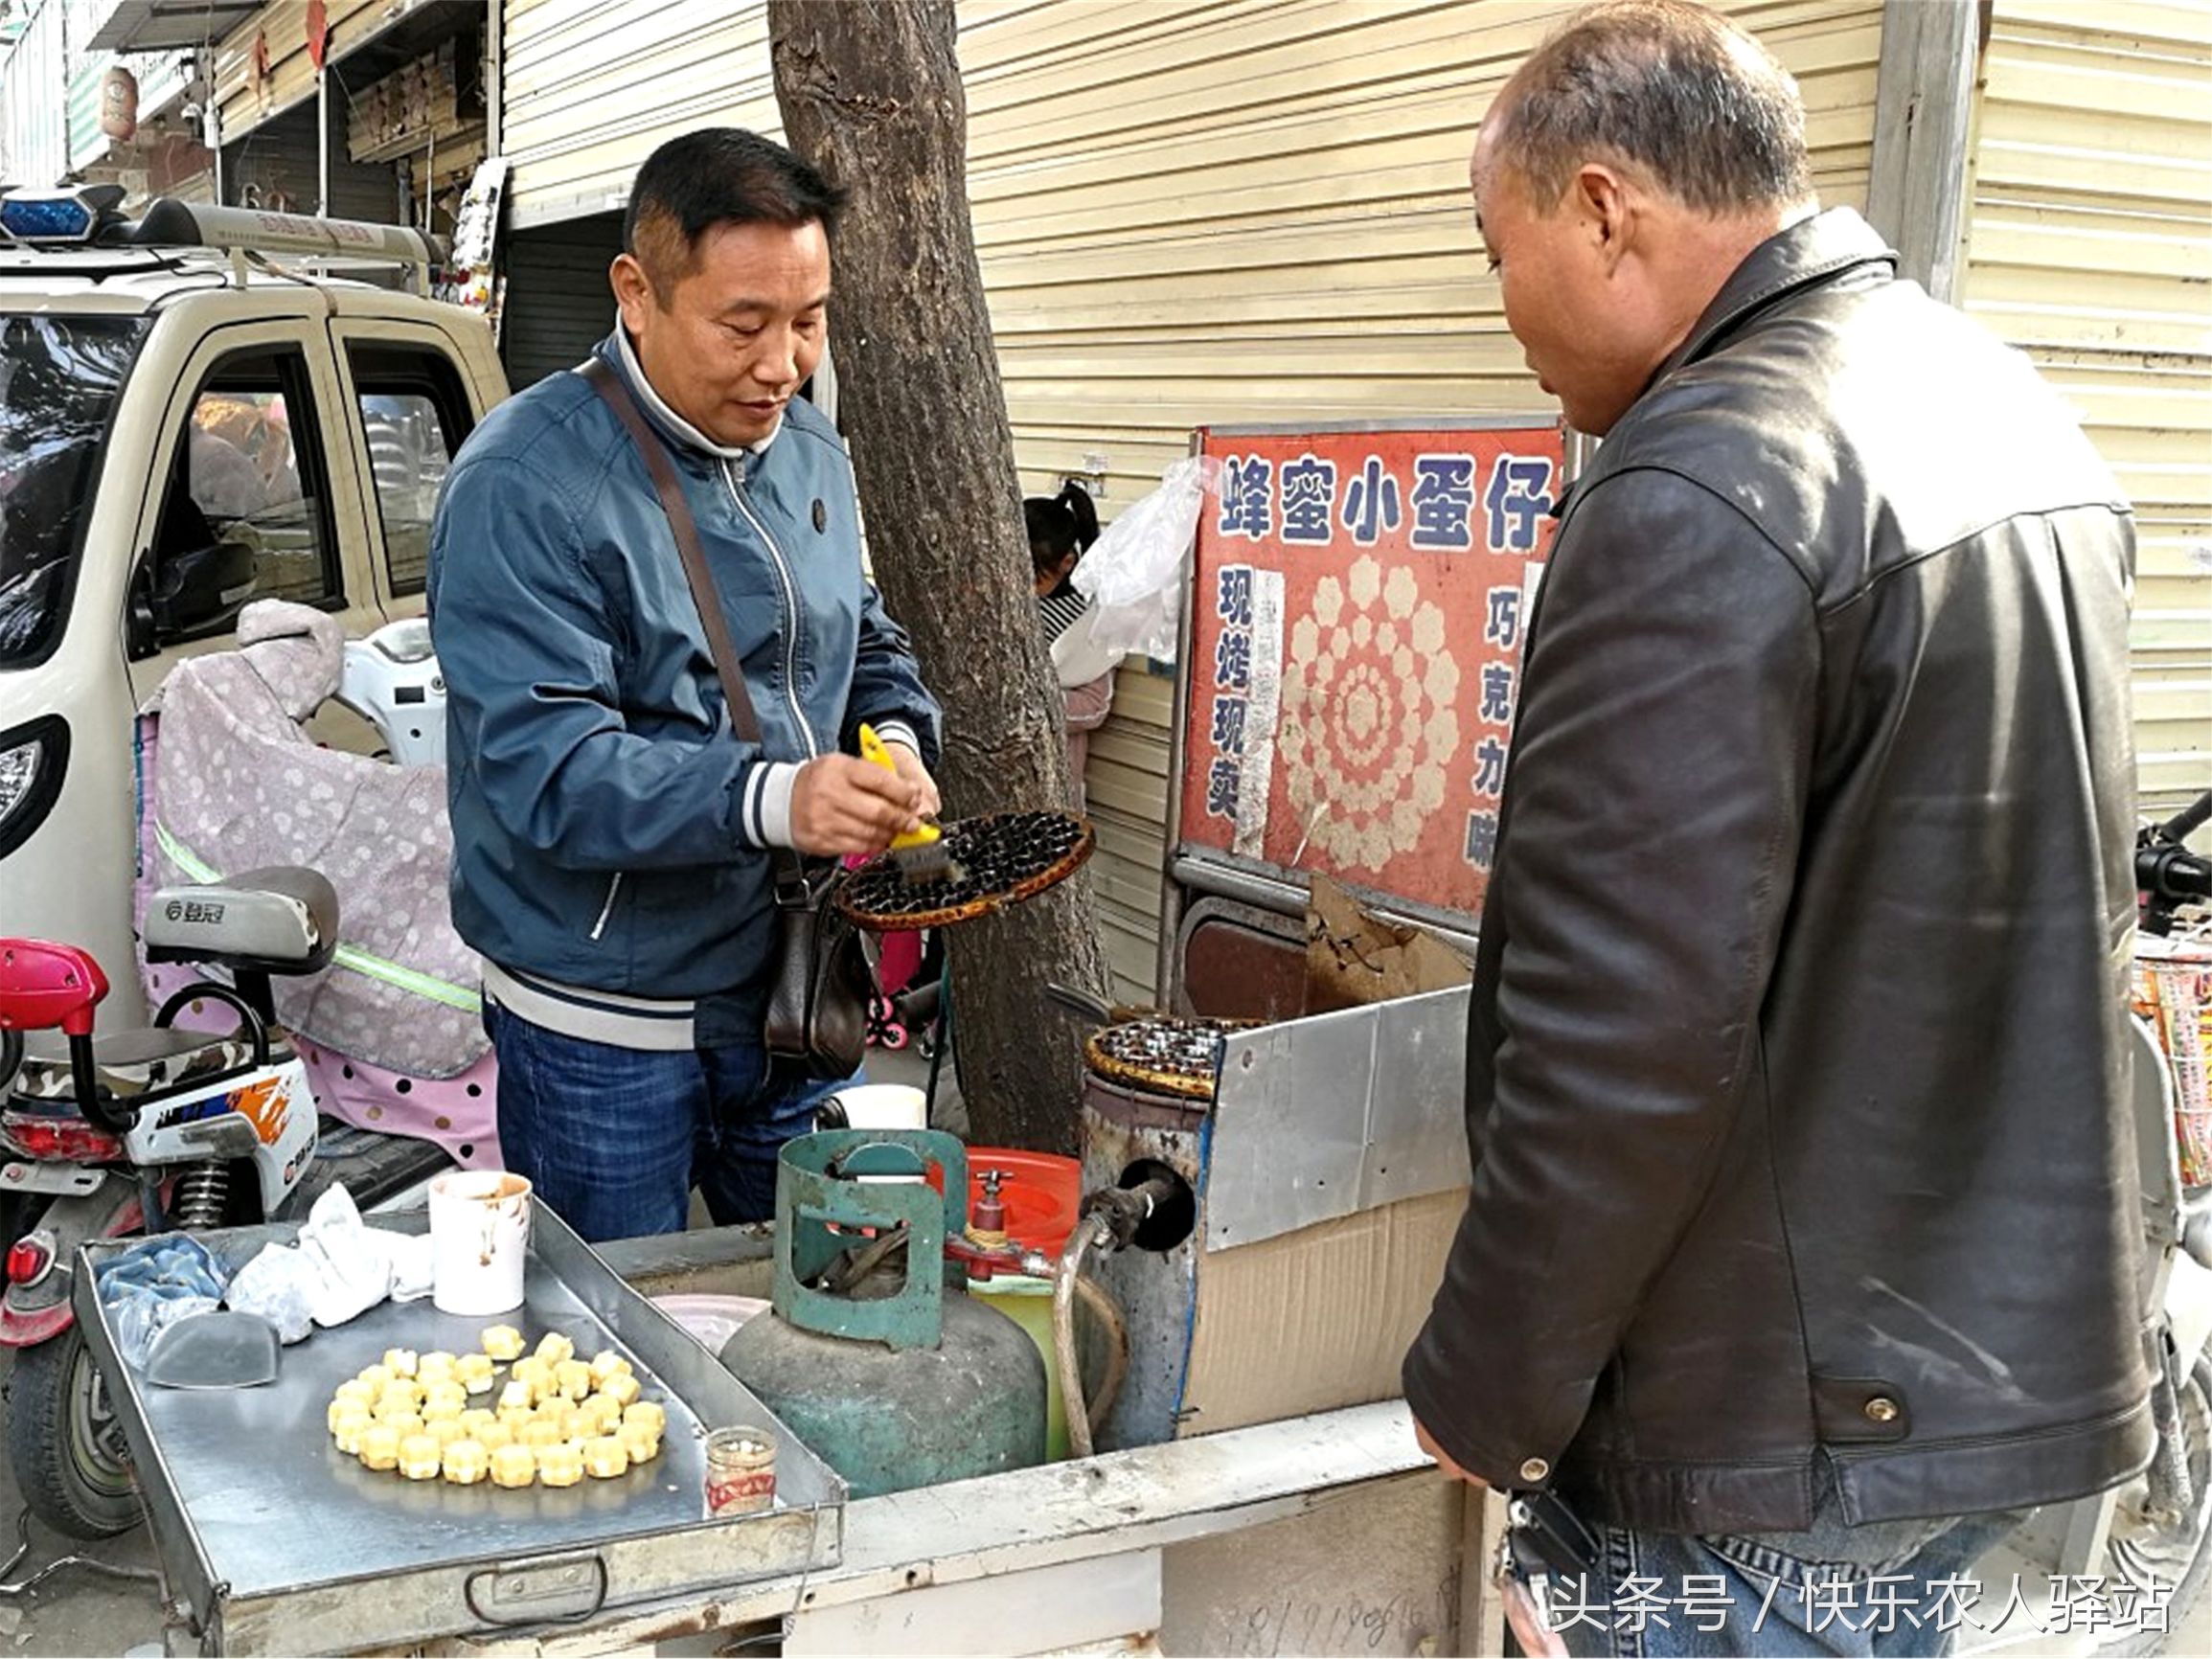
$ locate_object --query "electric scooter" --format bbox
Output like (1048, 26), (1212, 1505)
(2020, 789), (2212, 1645)
(0, 608), (479, 1537)
(0, 869), (448, 1537)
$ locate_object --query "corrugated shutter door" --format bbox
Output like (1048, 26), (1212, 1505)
(1083, 663), (1177, 1003)
(960, 0), (1885, 1000)
(223, 107), (394, 219)
(501, 211), (624, 390)
(1963, 2), (2212, 814)
(501, 0), (780, 229)
(0, 1), (69, 190)
(224, 112), (326, 212)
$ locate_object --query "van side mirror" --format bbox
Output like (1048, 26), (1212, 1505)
(125, 568), (157, 661)
(133, 540), (256, 657)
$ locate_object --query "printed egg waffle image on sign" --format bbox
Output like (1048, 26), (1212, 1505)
(1181, 421), (1565, 919)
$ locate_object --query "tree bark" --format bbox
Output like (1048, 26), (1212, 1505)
(770, 0), (1111, 1154)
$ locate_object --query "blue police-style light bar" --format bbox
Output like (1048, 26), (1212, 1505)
(0, 190), (98, 243)
(1, 188), (443, 293)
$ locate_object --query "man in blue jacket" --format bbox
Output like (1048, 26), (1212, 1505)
(429, 129), (942, 1241)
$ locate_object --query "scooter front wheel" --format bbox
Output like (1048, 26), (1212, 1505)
(5, 1325), (141, 1538)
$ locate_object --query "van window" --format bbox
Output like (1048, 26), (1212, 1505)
(347, 344), (473, 597)
(148, 347), (343, 617)
(0, 312), (151, 665)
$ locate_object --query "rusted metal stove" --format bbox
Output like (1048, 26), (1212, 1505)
(1078, 1014), (1243, 1451)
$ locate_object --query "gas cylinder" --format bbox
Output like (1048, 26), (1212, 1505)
(719, 1129), (1047, 1499)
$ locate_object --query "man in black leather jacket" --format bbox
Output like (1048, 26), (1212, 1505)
(1403, 2), (2146, 1650)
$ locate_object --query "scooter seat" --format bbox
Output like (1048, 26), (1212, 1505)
(11, 1027), (261, 1107)
(143, 867), (338, 976)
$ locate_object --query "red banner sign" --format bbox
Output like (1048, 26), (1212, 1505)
(1180, 421), (1564, 920)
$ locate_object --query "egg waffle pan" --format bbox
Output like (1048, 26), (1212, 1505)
(836, 810), (1095, 933)
(1082, 1014), (1262, 1102)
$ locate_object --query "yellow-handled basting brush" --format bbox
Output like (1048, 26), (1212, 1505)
(857, 724), (963, 886)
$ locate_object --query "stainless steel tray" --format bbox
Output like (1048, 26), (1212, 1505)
(74, 1201), (844, 1654)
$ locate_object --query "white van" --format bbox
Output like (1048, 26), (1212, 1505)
(0, 189), (509, 1023)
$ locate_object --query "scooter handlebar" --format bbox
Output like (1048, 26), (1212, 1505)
(2158, 789), (2212, 849)
(2139, 841), (2212, 905)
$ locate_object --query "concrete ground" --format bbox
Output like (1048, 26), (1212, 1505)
(0, 1485), (164, 1656)
(1962, 1522), (2212, 1658)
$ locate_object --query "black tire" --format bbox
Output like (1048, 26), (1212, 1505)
(6, 1324), (142, 1538)
(2105, 1354), (2212, 1654)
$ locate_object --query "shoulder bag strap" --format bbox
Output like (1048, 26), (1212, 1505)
(582, 355), (808, 884)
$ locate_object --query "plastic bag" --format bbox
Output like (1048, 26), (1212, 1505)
(224, 1241), (323, 1344)
(1050, 602), (1125, 690)
(109, 1294), (220, 1372)
(94, 1235), (229, 1371)
(215, 1186), (433, 1343)
(1071, 456), (1217, 663)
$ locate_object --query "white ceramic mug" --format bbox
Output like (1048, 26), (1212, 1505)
(824, 1083), (926, 1130)
(822, 1085), (931, 1185)
(428, 1170), (532, 1316)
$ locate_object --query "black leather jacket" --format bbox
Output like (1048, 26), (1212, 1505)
(1403, 209), (2149, 1534)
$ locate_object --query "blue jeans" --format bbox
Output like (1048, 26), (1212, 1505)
(485, 1002), (846, 1242)
(1548, 1504), (2027, 1658)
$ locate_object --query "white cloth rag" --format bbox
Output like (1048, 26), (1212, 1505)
(226, 1185), (433, 1338)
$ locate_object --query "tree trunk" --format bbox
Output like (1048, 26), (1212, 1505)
(770, 0), (1111, 1154)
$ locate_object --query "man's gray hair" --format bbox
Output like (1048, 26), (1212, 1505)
(1489, 0), (1813, 216)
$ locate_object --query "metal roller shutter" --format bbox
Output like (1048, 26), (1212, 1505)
(222, 95), (397, 219)
(1962, 1), (2212, 814)
(500, 209), (624, 390)
(501, 0), (779, 230)
(1, 1), (70, 189)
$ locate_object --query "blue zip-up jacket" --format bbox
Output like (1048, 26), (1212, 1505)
(428, 332), (940, 1048)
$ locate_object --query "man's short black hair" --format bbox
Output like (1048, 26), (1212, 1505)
(623, 128), (848, 296)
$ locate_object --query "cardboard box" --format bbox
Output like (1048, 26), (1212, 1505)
(1178, 1188), (1467, 1436)
(1177, 885), (1470, 1437)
